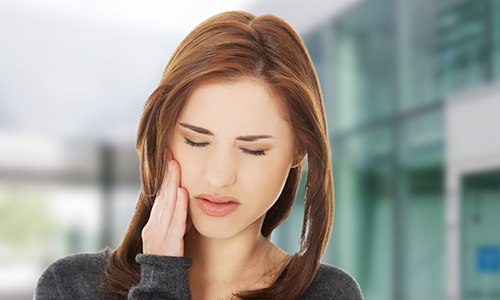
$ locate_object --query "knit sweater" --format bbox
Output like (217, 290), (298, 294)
(34, 248), (363, 299)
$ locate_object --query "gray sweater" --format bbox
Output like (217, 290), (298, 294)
(34, 248), (363, 299)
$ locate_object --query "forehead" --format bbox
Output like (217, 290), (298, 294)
(179, 80), (289, 133)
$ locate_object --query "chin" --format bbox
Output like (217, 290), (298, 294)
(191, 217), (241, 239)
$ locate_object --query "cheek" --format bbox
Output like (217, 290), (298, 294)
(171, 139), (195, 187)
(244, 158), (292, 205)
(171, 142), (208, 193)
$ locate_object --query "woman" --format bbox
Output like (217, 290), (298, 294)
(35, 11), (363, 299)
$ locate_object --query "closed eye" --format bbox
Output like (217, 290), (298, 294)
(241, 148), (266, 156)
(184, 138), (209, 148)
(184, 138), (266, 156)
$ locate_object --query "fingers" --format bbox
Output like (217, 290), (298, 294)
(158, 158), (181, 207)
(158, 152), (174, 200)
(157, 149), (173, 198)
(149, 160), (175, 226)
(142, 154), (189, 257)
(169, 187), (189, 241)
(166, 160), (181, 199)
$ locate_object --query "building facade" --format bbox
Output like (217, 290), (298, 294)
(272, 0), (500, 299)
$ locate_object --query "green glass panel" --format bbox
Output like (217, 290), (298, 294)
(331, 0), (395, 133)
(435, 0), (490, 98)
(462, 170), (500, 299)
(331, 126), (394, 300)
(399, 109), (445, 300)
(402, 165), (445, 300)
(397, 0), (439, 112)
(494, 0), (500, 80)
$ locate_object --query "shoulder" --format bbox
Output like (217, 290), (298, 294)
(39, 248), (110, 280)
(301, 263), (364, 300)
(34, 248), (113, 299)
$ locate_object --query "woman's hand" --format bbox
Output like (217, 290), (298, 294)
(141, 152), (190, 257)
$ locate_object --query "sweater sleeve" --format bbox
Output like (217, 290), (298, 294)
(128, 254), (192, 300)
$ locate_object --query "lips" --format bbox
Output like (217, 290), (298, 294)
(196, 193), (240, 204)
(195, 193), (240, 217)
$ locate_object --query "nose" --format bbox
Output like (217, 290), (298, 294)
(204, 149), (237, 189)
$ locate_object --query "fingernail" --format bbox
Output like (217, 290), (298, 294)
(168, 161), (172, 173)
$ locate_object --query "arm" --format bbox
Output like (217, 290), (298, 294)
(128, 255), (192, 300)
(128, 152), (192, 300)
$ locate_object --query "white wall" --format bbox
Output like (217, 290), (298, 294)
(445, 82), (500, 300)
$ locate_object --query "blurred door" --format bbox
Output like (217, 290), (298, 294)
(462, 170), (500, 300)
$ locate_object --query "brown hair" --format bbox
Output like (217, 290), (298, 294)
(103, 10), (334, 299)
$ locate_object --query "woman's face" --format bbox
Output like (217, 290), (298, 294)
(170, 78), (296, 239)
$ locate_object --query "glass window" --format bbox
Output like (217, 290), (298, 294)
(401, 165), (445, 300)
(435, 0), (490, 98)
(399, 110), (445, 300)
(461, 170), (500, 300)
(493, 0), (500, 80)
(331, 0), (396, 133)
(397, 0), (440, 112)
(330, 126), (394, 300)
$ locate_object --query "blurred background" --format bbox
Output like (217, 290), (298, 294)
(1, 0), (499, 299)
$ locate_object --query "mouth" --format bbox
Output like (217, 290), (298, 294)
(195, 193), (240, 217)
(195, 193), (240, 204)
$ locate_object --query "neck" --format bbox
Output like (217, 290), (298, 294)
(184, 222), (272, 286)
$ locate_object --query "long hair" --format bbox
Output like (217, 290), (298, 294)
(103, 10), (334, 299)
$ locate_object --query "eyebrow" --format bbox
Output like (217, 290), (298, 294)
(179, 122), (273, 142)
